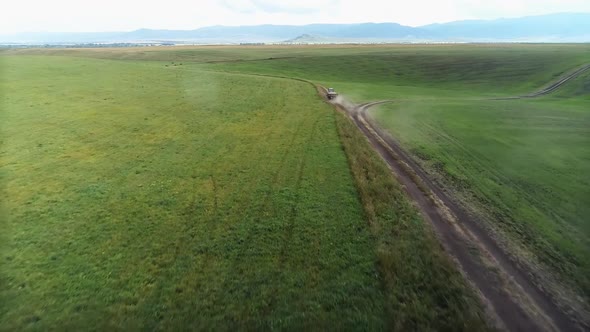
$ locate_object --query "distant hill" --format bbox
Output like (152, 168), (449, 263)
(2, 13), (589, 44)
(421, 12), (590, 42)
(284, 34), (330, 44)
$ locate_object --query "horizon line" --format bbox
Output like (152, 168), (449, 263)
(2, 11), (588, 35)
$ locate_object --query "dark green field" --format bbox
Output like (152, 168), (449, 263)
(1, 50), (487, 329)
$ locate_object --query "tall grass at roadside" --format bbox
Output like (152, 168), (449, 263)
(334, 111), (488, 330)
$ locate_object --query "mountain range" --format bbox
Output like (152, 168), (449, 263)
(2, 13), (589, 44)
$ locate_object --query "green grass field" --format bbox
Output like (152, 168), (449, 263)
(208, 44), (590, 97)
(205, 44), (590, 301)
(1, 52), (487, 329)
(3, 43), (589, 329)
(373, 98), (590, 294)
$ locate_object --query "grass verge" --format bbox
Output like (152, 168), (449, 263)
(333, 110), (489, 330)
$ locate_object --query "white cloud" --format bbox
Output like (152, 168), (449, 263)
(1, 0), (589, 33)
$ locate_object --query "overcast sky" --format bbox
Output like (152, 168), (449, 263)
(2, 0), (590, 33)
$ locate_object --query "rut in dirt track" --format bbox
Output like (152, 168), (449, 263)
(494, 63), (590, 100)
(325, 64), (589, 331)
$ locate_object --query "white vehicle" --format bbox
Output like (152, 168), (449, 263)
(327, 87), (338, 100)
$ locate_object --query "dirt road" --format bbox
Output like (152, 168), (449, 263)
(209, 66), (588, 330)
(495, 63), (590, 99)
(324, 65), (589, 331)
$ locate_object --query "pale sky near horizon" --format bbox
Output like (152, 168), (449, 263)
(2, 0), (590, 34)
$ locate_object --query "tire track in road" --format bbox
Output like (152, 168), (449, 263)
(320, 64), (589, 331)
(493, 63), (590, 100)
(349, 100), (575, 331)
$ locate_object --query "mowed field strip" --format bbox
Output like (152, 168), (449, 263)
(1, 53), (487, 330)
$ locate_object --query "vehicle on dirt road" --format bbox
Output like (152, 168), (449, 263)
(327, 87), (338, 100)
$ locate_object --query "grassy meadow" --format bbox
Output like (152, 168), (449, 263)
(373, 98), (590, 294)
(208, 44), (590, 98)
(1, 52), (487, 329)
(206, 44), (590, 300)
(2, 43), (588, 329)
